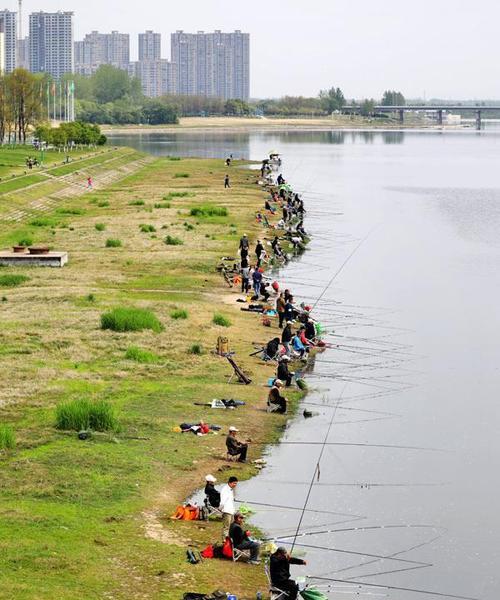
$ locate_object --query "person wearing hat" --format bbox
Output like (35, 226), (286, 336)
(229, 512), (261, 565)
(270, 547), (307, 600)
(281, 321), (293, 355)
(268, 380), (288, 414)
(277, 355), (294, 387)
(220, 476), (238, 540)
(239, 234), (249, 252)
(255, 240), (265, 267)
(225, 426), (248, 463)
(204, 474), (221, 508)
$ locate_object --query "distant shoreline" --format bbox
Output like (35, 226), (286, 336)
(102, 115), (458, 135)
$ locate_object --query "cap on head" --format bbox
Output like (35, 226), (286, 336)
(281, 355), (290, 361)
(234, 511), (244, 520)
(205, 474), (217, 483)
(229, 426), (239, 432)
(275, 379), (284, 387)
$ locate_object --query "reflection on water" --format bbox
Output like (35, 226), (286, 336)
(111, 129), (500, 599)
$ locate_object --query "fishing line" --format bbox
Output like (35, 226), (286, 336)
(277, 442), (447, 452)
(233, 498), (366, 520)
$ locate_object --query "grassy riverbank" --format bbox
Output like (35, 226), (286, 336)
(0, 148), (303, 598)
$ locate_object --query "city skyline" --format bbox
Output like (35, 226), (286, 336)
(2, 0), (500, 99)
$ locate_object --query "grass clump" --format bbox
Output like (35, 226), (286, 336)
(17, 237), (33, 247)
(101, 307), (163, 333)
(95, 223), (106, 231)
(105, 238), (122, 248)
(0, 274), (30, 287)
(154, 202), (170, 209)
(55, 398), (117, 432)
(173, 173), (190, 178)
(167, 191), (194, 199)
(188, 343), (204, 355)
(165, 235), (183, 246)
(170, 308), (188, 320)
(97, 200), (110, 207)
(129, 200), (145, 206)
(125, 346), (159, 364)
(183, 223), (195, 231)
(213, 313), (231, 327)
(86, 293), (96, 303)
(190, 205), (228, 218)
(139, 224), (156, 233)
(0, 425), (15, 450)
(30, 217), (57, 227)
(56, 207), (85, 216)
(168, 156), (181, 161)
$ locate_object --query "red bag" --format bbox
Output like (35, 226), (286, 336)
(222, 537), (233, 558)
(201, 545), (214, 559)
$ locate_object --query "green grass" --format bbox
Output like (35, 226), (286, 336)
(0, 425), (15, 450)
(187, 343), (204, 355)
(173, 173), (190, 178)
(0, 274), (30, 287)
(56, 207), (86, 216)
(105, 238), (122, 248)
(95, 223), (106, 231)
(139, 224), (156, 233)
(101, 307), (164, 333)
(30, 217), (59, 227)
(189, 204), (228, 218)
(154, 202), (170, 209)
(129, 200), (145, 206)
(170, 308), (188, 320)
(125, 346), (159, 364)
(17, 236), (33, 246)
(166, 191), (194, 199)
(97, 200), (110, 207)
(164, 235), (183, 246)
(0, 174), (46, 194)
(55, 398), (117, 432)
(212, 313), (232, 327)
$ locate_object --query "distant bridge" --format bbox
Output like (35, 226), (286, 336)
(343, 105), (500, 129)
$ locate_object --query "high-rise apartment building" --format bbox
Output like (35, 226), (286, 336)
(29, 11), (73, 78)
(0, 9), (17, 73)
(17, 36), (29, 69)
(129, 59), (177, 98)
(171, 30), (249, 100)
(75, 30), (129, 75)
(0, 31), (5, 74)
(139, 30), (161, 61)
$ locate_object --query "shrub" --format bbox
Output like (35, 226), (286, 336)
(86, 293), (96, 302)
(213, 313), (231, 327)
(0, 274), (30, 287)
(167, 191), (194, 199)
(154, 202), (170, 209)
(139, 224), (156, 233)
(168, 156), (181, 161)
(170, 308), (188, 320)
(55, 398), (117, 432)
(190, 205), (228, 218)
(18, 237), (33, 247)
(174, 173), (190, 178)
(125, 346), (159, 363)
(56, 208), (85, 216)
(105, 238), (122, 248)
(188, 343), (203, 355)
(95, 223), (106, 231)
(164, 235), (183, 246)
(129, 200), (145, 206)
(183, 223), (195, 231)
(0, 425), (15, 450)
(101, 307), (163, 333)
(97, 201), (110, 207)
(30, 217), (56, 227)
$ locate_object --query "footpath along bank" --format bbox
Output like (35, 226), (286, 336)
(0, 148), (319, 599)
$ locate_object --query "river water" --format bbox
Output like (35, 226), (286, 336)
(109, 129), (500, 600)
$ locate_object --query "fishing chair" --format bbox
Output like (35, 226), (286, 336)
(264, 563), (289, 600)
(267, 402), (282, 414)
(203, 498), (223, 520)
(231, 542), (251, 563)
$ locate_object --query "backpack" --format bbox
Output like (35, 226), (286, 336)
(198, 505), (209, 521)
(222, 537), (233, 559)
(201, 544), (214, 559)
(186, 547), (202, 564)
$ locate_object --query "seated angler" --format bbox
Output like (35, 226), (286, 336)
(270, 547), (307, 600)
(204, 474), (221, 508)
(229, 512), (261, 565)
(277, 355), (294, 386)
(226, 426), (249, 463)
(268, 379), (288, 413)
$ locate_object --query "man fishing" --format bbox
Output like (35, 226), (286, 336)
(229, 512), (261, 564)
(226, 426), (248, 462)
(219, 476), (238, 540)
(270, 547), (307, 599)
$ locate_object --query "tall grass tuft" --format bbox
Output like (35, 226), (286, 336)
(105, 238), (122, 248)
(95, 223), (106, 231)
(129, 200), (145, 206)
(170, 308), (188, 320)
(18, 237), (33, 247)
(0, 274), (30, 287)
(139, 224), (156, 233)
(174, 173), (190, 178)
(164, 235), (183, 246)
(55, 398), (117, 432)
(154, 202), (170, 209)
(188, 343), (204, 355)
(190, 205), (228, 217)
(125, 346), (159, 363)
(0, 425), (15, 450)
(101, 307), (164, 333)
(213, 313), (231, 327)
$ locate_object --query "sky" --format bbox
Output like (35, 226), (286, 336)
(14, 0), (500, 99)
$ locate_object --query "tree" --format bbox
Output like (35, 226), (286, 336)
(224, 99), (252, 116)
(141, 99), (179, 125)
(319, 87), (346, 114)
(5, 69), (44, 143)
(93, 65), (133, 104)
(360, 99), (376, 116)
(381, 90), (406, 106)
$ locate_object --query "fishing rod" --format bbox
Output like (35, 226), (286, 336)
(270, 523), (446, 541)
(233, 498), (366, 520)
(276, 441), (447, 452)
(307, 576), (480, 600)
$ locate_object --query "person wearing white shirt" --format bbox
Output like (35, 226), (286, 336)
(219, 476), (238, 540)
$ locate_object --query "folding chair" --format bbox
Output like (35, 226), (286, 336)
(203, 497), (223, 520)
(231, 540), (251, 563)
(267, 402), (282, 414)
(264, 563), (289, 600)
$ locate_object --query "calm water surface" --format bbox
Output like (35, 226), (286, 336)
(110, 129), (500, 599)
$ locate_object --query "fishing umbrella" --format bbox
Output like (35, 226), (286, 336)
(300, 588), (328, 600)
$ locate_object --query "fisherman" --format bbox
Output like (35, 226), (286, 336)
(284, 296), (296, 322)
(241, 263), (250, 294)
(276, 292), (286, 329)
(255, 240), (265, 267)
(277, 174), (285, 185)
(204, 474), (221, 508)
(220, 476), (238, 540)
(225, 157), (231, 167)
(229, 512), (261, 564)
(252, 268), (263, 298)
(281, 322), (293, 355)
(226, 426), (248, 463)
(264, 337), (281, 361)
(292, 331), (308, 359)
(268, 380), (287, 413)
(277, 355), (293, 386)
(270, 547), (307, 600)
(224, 174), (231, 188)
(305, 318), (316, 342)
(239, 234), (250, 253)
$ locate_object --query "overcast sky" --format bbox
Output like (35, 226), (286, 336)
(16, 0), (500, 99)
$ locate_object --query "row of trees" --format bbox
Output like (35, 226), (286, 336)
(34, 122), (107, 148)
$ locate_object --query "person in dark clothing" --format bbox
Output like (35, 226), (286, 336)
(255, 240), (264, 267)
(281, 322), (293, 354)
(252, 268), (263, 297)
(277, 174), (285, 185)
(226, 426), (248, 462)
(240, 255), (249, 269)
(284, 297), (295, 322)
(204, 474), (221, 508)
(305, 318), (316, 341)
(224, 174), (231, 188)
(284, 289), (292, 302)
(277, 355), (293, 386)
(265, 337), (280, 360)
(276, 293), (286, 328)
(270, 547), (307, 600)
(239, 234), (249, 252)
(229, 512), (260, 563)
(268, 380), (287, 413)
